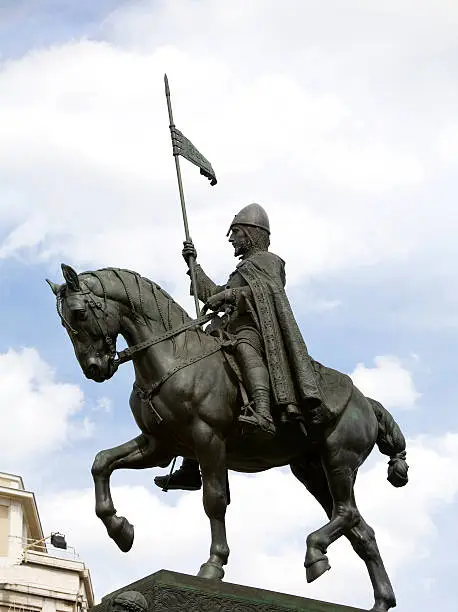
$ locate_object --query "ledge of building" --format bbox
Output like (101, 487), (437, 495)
(20, 555), (94, 607)
(23, 551), (85, 572)
(0, 582), (79, 604)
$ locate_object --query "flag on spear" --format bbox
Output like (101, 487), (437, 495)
(165, 75), (217, 186)
(170, 127), (217, 186)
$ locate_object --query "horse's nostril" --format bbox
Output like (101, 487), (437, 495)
(87, 363), (99, 378)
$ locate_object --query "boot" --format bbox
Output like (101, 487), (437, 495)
(154, 458), (202, 491)
(238, 364), (276, 436)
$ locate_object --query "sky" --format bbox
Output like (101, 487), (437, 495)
(0, 0), (458, 609)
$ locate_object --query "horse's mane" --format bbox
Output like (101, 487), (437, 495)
(78, 267), (193, 328)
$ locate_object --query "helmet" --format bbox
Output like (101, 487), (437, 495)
(226, 203), (270, 236)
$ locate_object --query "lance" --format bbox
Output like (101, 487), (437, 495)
(164, 74), (217, 317)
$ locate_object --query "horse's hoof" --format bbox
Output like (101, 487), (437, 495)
(109, 516), (134, 552)
(305, 557), (331, 583)
(370, 597), (396, 612)
(197, 561), (225, 581)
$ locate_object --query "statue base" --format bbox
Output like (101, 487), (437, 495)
(92, 569), (368, 612)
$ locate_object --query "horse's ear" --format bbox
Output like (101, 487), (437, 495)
(61, 263), (80, 292)
(46, 279), (61, 296)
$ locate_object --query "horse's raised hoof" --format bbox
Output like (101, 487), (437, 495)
(197, 561), (225, 581)
(370, 597), (396, 612)
(305, 557), (331, 583)
(108, 516), (134, 552)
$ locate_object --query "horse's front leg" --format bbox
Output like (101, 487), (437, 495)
(194, 422), (230, 580)
(91, 433), (168, 552)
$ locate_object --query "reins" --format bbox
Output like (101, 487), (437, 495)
(59, 270), (224, 402)
(113, 311), (215, 367)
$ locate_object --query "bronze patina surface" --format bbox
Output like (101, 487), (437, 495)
(48, 205), (408, 612)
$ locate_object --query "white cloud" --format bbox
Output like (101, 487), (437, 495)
(92, 397), (112, 413)
(437, 122), (458, 164)
(306, 298), (342, 313)
(0, 0), (456, 313)
(0, 348), (93, 465)
(38, 433), (458, 611)
(350, 355), (421, 409)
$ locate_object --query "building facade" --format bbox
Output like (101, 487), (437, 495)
(0, 473), (93, 612)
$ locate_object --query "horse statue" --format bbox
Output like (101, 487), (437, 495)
(47, 263), (408, 612)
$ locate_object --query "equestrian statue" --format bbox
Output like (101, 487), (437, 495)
(46, 202), (408, 612)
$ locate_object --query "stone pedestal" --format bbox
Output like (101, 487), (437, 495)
(91, 570), (368, 612)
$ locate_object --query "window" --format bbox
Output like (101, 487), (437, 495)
(0, 504), (9, 556)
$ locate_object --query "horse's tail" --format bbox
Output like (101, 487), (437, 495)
(368, 397), (409, 488)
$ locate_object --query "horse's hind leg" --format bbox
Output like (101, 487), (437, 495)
(291, 459), (396, 612)
(193, 421), (229, 580)
(304, 455), (360, 582)
(290, 456), (334, 580)
(91, 433), (170, 552)
(346, 504), (396, 612)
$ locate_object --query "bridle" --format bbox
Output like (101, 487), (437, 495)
(57, 282), (215, 368)
(57, 283), (117, 361)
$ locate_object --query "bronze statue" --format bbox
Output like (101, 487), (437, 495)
(47, 206), (409, 612)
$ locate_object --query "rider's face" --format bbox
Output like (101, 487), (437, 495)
(228, 226), (251, 257)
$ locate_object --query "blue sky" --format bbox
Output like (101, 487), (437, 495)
(1, 1), (458, 610)
(0, 1), (124, 57)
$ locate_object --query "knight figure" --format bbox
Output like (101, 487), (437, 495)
(154, 203), (326, 491)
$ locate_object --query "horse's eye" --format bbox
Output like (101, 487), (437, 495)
(75, 309), (87, 321)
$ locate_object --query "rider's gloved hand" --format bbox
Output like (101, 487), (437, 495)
(182, 240), (197, 265)
(202, 291), (227, 314)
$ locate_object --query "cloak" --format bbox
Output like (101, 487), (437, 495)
(236, 252), (353, 420)
(236, 251), (320, 406)
(191, 252), (353, 421)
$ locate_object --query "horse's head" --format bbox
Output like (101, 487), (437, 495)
(47, 264), (120, 382)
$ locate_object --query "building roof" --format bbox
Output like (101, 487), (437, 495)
(0, 473), (44, 542)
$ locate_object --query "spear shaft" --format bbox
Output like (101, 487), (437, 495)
(164, 74), (201, 317)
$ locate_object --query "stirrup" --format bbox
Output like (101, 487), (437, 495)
(238, 402), (275, 435)
(153, 464), (202, 492)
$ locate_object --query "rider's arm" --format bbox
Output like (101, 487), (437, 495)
(223, 286), (251, 308)
(187, 265), (225, 303)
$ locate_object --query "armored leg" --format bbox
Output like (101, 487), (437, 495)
(236, 341), (275, 435)
(154, 457), (202, 491)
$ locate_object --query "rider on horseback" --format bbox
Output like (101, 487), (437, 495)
(154, 203), (325, 491)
